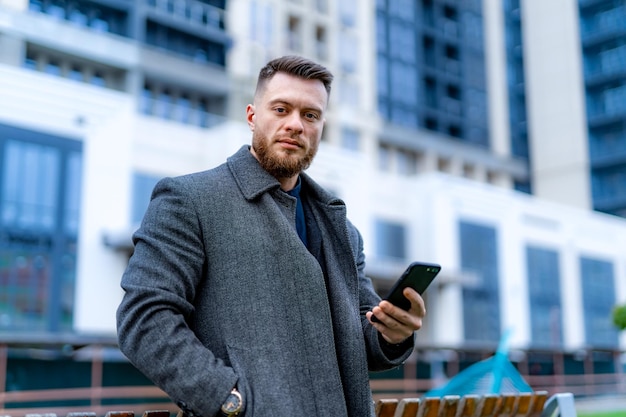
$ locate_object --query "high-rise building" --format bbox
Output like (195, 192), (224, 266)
(0, 0), (624, 399)
(0, 0), (232, 334)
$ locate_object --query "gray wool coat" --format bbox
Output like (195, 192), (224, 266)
(116, 145), (414, 417)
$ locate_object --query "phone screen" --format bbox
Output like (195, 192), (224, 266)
(384, 262), (441, 310)
(372, 262), (441, 322)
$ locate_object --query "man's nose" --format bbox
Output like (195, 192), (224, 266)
(284, 112), (304, 133)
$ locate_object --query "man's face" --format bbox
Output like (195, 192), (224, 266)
(247, 72), (328, 180)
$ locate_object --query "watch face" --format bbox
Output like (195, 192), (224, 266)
(222, 392), (242, 413)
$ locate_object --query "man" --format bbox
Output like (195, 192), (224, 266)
(116, 55), (426, 417)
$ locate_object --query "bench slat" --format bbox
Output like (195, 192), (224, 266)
(419, 397), (441, 417)
(142, 411), (171, 417)
(374, 391), (569, 417)
(457, 395), (480, 417)
(439, 396), (460, 417)
(395, 398), (420, 417)
(104, 412), (134, 417)
(66, 413), (97, 417)
(514, 393), (533, 416)
(375, 398), (398, 417)
(527, 391), (548, 417)
(478, 395), (501, 417)
(496, 394), (517, 417)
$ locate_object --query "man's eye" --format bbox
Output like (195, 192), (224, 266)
(275, 107), (286, 113)
(305, 112), (319, 120)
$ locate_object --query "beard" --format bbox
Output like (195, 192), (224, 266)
(252, 131), (319, 179)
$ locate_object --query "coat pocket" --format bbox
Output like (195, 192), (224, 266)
(226, 344), (254, 417)
(226, 343), (314, 416)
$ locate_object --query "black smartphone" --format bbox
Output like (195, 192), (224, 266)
(372, 262), (441, 322)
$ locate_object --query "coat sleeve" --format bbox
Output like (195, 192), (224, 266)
(347, 221), (416, 371)
(116, 176), (235, 417)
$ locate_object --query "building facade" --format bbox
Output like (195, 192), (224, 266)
(0, 0), (624, 396)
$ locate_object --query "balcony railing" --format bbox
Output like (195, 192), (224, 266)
(145, 0), (226, 31)
(140, 97), (227, 129)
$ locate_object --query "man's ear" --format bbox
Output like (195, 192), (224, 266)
(246, 104), (255, 131)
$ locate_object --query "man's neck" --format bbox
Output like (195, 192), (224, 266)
(279, 175), (299, 192)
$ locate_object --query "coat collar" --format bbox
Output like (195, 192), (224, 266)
(227, 145), (281, 201)
(227, 145), (345, 208)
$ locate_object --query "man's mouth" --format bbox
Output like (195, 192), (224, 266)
(276, 138), (303, 149)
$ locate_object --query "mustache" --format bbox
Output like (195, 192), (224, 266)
(276, 137), (304, 147)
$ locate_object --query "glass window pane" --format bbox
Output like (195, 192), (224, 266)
(341, 127), (360, 151)
(2, 140), (59, 231)
(459, 220), (500, 343)
(580, 257), (618, 347)
(374, 218), (407, 260)
(526, 246), (563, 347)
(64, 152), (82, 234)
(132, 173), (161, 224)
(0, 127), (81, 333)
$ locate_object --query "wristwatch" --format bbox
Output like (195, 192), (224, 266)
(219, 387), (243, 417)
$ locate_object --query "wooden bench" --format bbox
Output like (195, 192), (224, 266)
(0, 411), (173, 417)
(375, 391), (577, 417)
(0, 392), (577, 417)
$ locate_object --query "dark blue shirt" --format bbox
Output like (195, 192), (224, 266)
(286, 177), (308, 247)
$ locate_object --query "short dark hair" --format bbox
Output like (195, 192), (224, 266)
(255, 55), (334, 98)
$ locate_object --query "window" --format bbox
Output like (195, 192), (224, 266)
(155, 89), (172, 119)
(68, 7), (87, 26)
(140, 86), (154, 115)
(2, 140), (60, 231)
(389, 23), (416, 63)
(378, 145), (392, 171)
(588, 123), (626, 159)
(315, 0), (328, 14)
(340, 77), (360, 107)
(45, 59), (61, 76)
(29, 0), (127, 36)
(580, 257), (619, 347)
(397, 149), (417, 175)
(341, 127), (360, 151)
(374, 219), (407, 260)
(23, 50), (38, 70)
(339, 33), (358, 73)
(145, 20), (226, 66)
(448, 124), (462, 138)
(390, 61), (417, 105)
(422, 0), (434, 26)
(389, 0), (414, 22)
(377, 58), (389, 98)
(339, 0), (357, 27)
(423, 36), (436, 68)
(68, 65), (83, 82)
(459, 220), (500, 343)
(591, 165), (626, 204)
(249, 0), (273, 45)
(424, 77), (437, 108)
(599, 45), (626, 74)
(604, 84), (626, 115)
(526, 246), (563, 347)
(0, 124), (82, 332)
(390, 105), (418, 128)
(287, 15), (302, 52)
(443, 5), (459, 37)
(376, 13), (387, 54)
(315, 25), (328, 61)
(23, 46), (122, 90)
(132, 173), (161, 225)
(90, 71), (106, 87)
(64, 151), (82, 235)
(174, 95), (192, 123)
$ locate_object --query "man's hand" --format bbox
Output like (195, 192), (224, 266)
(366, 287), (425, 344)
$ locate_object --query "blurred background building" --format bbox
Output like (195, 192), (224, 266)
(0, 0), (624, 405)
